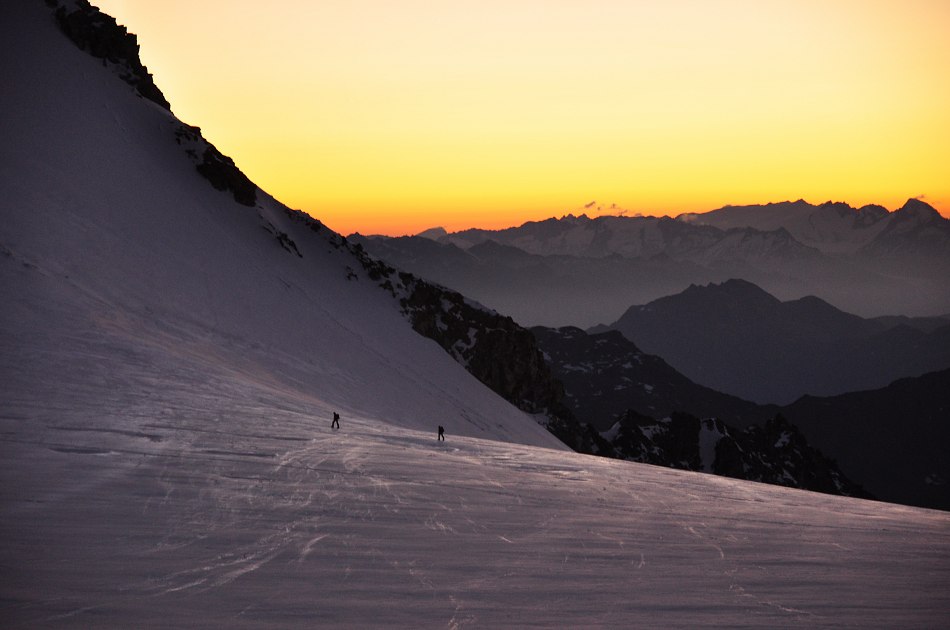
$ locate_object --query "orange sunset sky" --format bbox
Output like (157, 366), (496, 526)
(94, 0), (950, 236)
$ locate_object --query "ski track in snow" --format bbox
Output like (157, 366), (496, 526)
(5, 398), (950, 627)
(9, 330), (943, 629)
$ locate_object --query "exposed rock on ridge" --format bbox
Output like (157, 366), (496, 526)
(608, 411), (870, 498)
(52, 0), (170, 110)
(338, 240), (610, 454)
(174, 123), (258, 208)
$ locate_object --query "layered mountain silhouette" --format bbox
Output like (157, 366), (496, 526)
(783, 369), (950, 512)
(531, 326), (759, 430)
(355, 200), (950, 327)
(678, 198), (949, 258)
(350, 233), (715, 328)
(598, 279), (950, 404)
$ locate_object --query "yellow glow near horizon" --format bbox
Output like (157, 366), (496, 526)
(95, 0), (950, 235)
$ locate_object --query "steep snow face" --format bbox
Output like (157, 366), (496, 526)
(0, 1), (563, 450)
(697, 418), (725, 472)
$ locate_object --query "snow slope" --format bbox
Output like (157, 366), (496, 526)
(0, 0), (562, 450)
(5, 376), (950, 627)
(1, 2), (949, 626)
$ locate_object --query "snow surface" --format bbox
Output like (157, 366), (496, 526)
(2, 2), (950, 627)
(6, 361), (950, 626)
(698, 420), (726, 473)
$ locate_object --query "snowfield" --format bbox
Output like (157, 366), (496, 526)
(3, 320), (949, 627)
(1, 1), (949, 627)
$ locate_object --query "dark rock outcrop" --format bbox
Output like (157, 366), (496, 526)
(608, 411), (870, 498)
(784, 368), (950, 511)
(175, 124), (257, 207)
(53, 0), (170, 110)
(195, 146), (258, 207)
(51, 2), (257, 207)
(336, 240), (611, 454)
(532, 325), (761, 430)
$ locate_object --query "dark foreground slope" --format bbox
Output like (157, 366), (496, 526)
(533, 326), (869, 500)
(784, 369), (950, 511)
(534, 325), (949, 510)
(607, 411), (869, 499)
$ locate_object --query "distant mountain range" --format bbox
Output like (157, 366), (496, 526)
(446, 197), (949, 263)
(596, 279), (950, 404)
(351, 233), (716, 329)
(353, 198), (950, 327)
(677, 198), (944, 255)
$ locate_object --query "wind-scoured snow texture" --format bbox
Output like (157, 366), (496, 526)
(2, 2), (950, 626)
(5, 386), (950, 627)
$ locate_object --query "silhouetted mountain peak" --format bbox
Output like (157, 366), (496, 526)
(895, 198), (941, 224)
(787, 294), (837, 310)
(558, 213), (593, 223)
(416, 226), (447, 240)
(855, 204), (889, 226)
(684, 278), (778, 303)
(53, 0), (170, 110)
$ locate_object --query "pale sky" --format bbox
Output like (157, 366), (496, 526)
(94, 0), (950, 235)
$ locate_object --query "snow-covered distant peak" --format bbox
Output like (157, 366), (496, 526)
(673, 198), (950, 257)
(894, 198), (942, 224)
